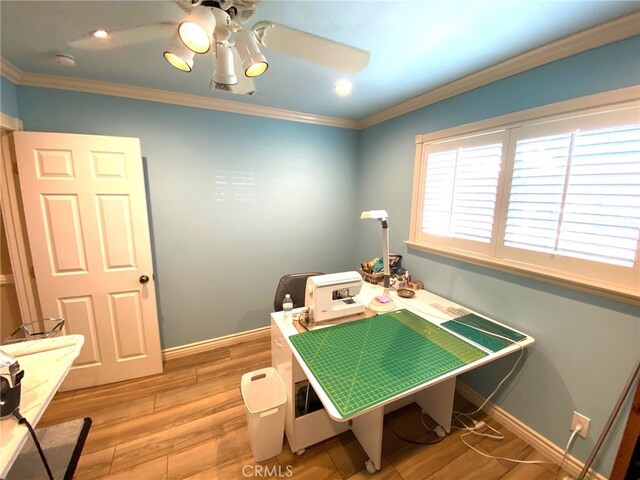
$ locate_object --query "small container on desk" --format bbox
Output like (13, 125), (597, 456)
(361, 271), (384, 285)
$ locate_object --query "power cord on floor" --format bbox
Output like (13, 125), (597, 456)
(12, 408), (54, 480)
(443, 319), (556, 467)
(558, 424), (582, 473)
(384, 413), (445, 445)
(455, 417), (556, 466)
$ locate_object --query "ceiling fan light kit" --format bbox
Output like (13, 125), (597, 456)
(163, 34), (195, 72)
(210, 48), (257, 95)
(212, 43), (237, 85)
(211, 7), (232, 41)
(167, 2), (271, 90)
(68, 1), (369, 96)
(235, 28), (268, 77)
(178, 5), (216, 53)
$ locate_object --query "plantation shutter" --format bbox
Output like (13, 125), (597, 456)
(504, 123), (640, 267)
(421, 131), (505, 244)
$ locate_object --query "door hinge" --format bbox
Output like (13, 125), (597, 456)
(12, 162), (19, 175)
(30, 267), (35, 278)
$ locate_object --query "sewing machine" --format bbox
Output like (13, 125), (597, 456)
(305, 271), (365, 322)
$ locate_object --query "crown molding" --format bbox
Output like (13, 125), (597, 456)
(357, 11), (640, 129)
(0, 58), (22, 84)
(2, 11), (638, 131)
(1, 62), (358, 130)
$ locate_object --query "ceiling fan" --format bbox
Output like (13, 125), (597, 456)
(68, 0), (370, 96)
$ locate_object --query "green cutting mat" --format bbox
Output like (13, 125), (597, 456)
(442, 314), (526, 352)
(289, 309), (487, 418)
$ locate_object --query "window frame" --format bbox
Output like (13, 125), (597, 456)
(408, 87), (640, 305)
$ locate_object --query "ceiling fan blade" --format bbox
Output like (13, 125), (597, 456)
(68, 23), (175, 50)
(253, 21), (369, 74)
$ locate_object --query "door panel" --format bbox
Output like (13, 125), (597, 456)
(91, 151), (127, 179)
(41, 194), (88, 274)
(13, 132), (162, 390)
(36, 149), (74, 179)
(96, 195), (137, 270)
(108, 290), (146, 359)
(57, 295), (102, 366)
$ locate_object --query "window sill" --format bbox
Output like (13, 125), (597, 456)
(405, 240), (640, 306)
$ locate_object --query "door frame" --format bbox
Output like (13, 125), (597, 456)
(0, 112), (39, 325)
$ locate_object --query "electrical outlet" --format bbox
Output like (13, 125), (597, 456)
(571, 411), (590, 438)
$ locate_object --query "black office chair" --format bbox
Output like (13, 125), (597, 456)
(273, 272), (324, 311)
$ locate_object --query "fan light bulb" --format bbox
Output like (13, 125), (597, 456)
(179, 23), (211, 53)
(235, 29), (269, 78)
(245, 61), (268, 78)
(178, 6), (216, 54)
(333, 79), (353, 96)
(164, 52), (193, 72)
(164, 34), (195, 73)
(92, 29), (109, 39)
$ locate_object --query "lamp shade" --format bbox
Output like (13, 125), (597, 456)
(163, 34), (195, 72)
(235, 29), (269, 77)
(360, 210), (388, 221)
(178, 6), (216, 54)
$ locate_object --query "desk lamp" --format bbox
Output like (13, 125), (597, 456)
(360, 210), (396, 312)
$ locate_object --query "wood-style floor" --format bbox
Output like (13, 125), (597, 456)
(38, 335), (569, 480)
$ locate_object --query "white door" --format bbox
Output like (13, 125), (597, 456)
(12, 132), (162, 390)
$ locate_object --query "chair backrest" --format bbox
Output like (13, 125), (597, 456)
(274, 272), (325, 311)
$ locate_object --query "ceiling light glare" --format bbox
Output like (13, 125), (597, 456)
(92, 29), (109, 39)
(179, 6), (216, 54)
(235, 29), (268, 78)
(212, 43), (237, 85)
(333, 79), (353, 96)
(163, 34), (195, 72)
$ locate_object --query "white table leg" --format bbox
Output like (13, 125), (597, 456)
(415, 377), (456, 432)
(351, 407), (383, 471)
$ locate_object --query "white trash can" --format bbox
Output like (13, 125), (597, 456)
(241, 367), (287, 462)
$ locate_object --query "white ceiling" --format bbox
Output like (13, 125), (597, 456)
(1, 0), (639, 121)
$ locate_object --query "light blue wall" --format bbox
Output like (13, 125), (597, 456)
(9, 34), (640, 478)
(357, 36), (640, 477)
(15, 88), (361, 348)
(0, 76), (19, 118)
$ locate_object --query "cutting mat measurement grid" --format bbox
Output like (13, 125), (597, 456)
(442, 314), (526, 352)
(290, 310), (487, 418)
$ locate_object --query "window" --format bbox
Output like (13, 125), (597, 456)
(409, 96), (640, 301)
(417, 130), (507, 256)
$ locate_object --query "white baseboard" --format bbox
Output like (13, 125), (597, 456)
(456, 382), (607, 480)
(162, 326), (270, 361)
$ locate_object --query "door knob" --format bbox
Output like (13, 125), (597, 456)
(139, 275), (150, 284)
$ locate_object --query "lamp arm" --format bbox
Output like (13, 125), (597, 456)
(381, 219), (390, 295)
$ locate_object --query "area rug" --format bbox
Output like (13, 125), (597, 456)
(7, 417), (92, 480)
